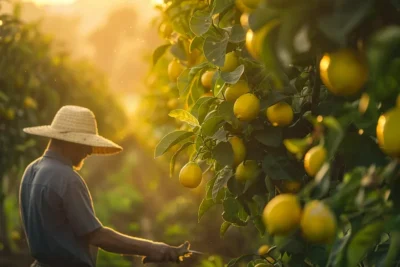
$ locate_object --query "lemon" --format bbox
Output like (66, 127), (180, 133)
(263, 194), (301, 235)
(168, 59), (184, 82)
(235, 160), (260, 182)
(300, 200), (337, 244)
(257, 245), (270, 255)
(242, 0), (261, 9)
(319, 49), (368, 96)
(234, 93), (260, 121)
(376, 107), (400, 157)
(23, 96), (38, 109)
(225, 80), (250, 102)
(266, 102), (294, 127)
(246, 20), (280, 60)
(159, 22), (173, 39)
(201, 70), (216, 89)
(229, 136), (246, 166)
(235, 0), (251, 13)
(221, 51), (239, 72)
(281, 180), (302, 193)
(304, 145), (327, 177)
(179, 162), (202, 188)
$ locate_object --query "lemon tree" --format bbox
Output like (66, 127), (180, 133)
(150, 0), (400, 266)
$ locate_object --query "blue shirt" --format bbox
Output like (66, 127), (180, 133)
(19, 150), (102, 267)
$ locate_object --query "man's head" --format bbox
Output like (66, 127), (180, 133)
(23, 105), (123, 157)
(48, 139), (93, 170)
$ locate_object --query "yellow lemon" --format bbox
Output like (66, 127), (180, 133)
(266, 102), (294, 127)
(23, 96), (38, 109)
(235, 160), (260, 182)
(281, 180), (302, 193)
(221, 51), (239, 72)
(300, 200), (337, 244)
(225, 80), (250, 102)
(319, 49), (368, 96)
(304, 145), (327, 177)
(246, 20), (280, 60)
(201, 70), (216, 89)
(234, 93), (260, 121)
(263, 194), (302, 235)
(179, 162), (202, 188)
(235, 0), (251, 13)
(229, 136), (247, 166)
(257, 245), (270, 255)
(168, 59), (184, 81)
(159, 22), (173, 38)
(376, 107), (400, 157)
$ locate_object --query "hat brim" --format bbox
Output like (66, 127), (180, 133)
(23, 125), (123, 155)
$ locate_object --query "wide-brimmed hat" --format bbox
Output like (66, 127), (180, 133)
(23, 105), (123, 155)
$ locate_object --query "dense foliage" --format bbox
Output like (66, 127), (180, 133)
(151, 0), (400, 266)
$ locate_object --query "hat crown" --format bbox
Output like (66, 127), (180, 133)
(51, 105), (98, 134)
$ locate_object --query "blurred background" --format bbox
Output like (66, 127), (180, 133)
(0, 0), (260, 266)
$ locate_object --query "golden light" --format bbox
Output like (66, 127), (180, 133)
(319, 54), (330, 72)
(24, 0), (76, 5)
(317, 115), (323, 122)
(151, 0), (164, 8)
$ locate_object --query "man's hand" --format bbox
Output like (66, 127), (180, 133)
(142, 241), (191, 264)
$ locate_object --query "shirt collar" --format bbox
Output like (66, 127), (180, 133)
(43, 150), (73, 167)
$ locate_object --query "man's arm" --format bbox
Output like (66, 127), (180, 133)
(86, 226), (190, 263)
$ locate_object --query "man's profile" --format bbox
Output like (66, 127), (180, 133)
(19, 105), (191, 267)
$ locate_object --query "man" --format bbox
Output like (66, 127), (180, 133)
(19, 105), (191, 267)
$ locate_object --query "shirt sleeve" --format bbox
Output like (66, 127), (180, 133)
(63, 175), (103, 237)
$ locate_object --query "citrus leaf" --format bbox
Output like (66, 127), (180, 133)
(177, 68), (192, 96)
(222, 197), (247, 226)
(201, 116), (225, 136)
(253, 215), (266, 236)
(190, 10), (212, 36)
(170, 40), (187, 61)
(326, 229), (352, 267)
(220, 221), (231, 238)
(169, 109), (200, 127)
(213, 0), (235, 15)
(248, 8), (279, 31)
(191, 96), (215, 118)
(203, 32), (229, 67)
(212, 166), (233, 201)
(213, 141), (234, 166)
(229, 24), (246, 43)
(189, 37), (205, 52)
(220, 64), (245, 84)
(216, 101), (235, 123)
(254, 127), (283, 147)
(153, 44), (171, 66)
(154, 131), (194, 158)
(262, 154), (292, 180)
(347, 222), (385, 267)
(170, 142), (193, 177)
(198, 198), (216, 222)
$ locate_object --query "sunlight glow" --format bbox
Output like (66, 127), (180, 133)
(24, 0), (76, 6)
(151, 0), (164, 7)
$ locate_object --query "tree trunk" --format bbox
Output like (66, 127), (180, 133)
(0, 175), (11, 253)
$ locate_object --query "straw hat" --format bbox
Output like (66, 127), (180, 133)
(23, 105), (123, 155)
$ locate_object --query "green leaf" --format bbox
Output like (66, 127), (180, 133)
(152, 44), (171, 66)
(213, 141), (234, 166)
(220, 64), (245, 84)
(347, 222), (385, 267)
(198, 98), (217, 123)
(326, 229), (352, 267)
(222, 197), (247, 226)
(220, 221), (232, 238)
(198, 198), (216, 222)
(212, 166), (233, 201)
(170, 142), (193, 177)
(203, 32), (229, 67)
(191, 96), (214, 117)
(248, 8), (279, 31)
(253, 127), (283, 147)
(190, 10), (212, 36)
(169, 109), (200, 127)
(216, 101), (235, 123)
(189, 37), (205, 52)
(322, 116), (344, 159)
(154, 131), (194, 158)
(262, 155), (292, 180)
(227, 254), (255, 267)
(170, 40), (187, 61)
(253, 215), (266, 236)
(213, 0), (235, 15)
(318, 0), (373, 45)
(201, 116), (225, 136)
(383, 231), (400, 267)
(229, 25), (246, 43)
(177, 68), (192, 96)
